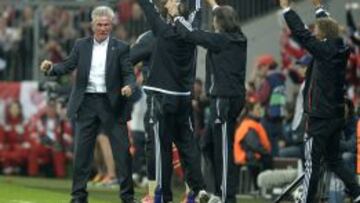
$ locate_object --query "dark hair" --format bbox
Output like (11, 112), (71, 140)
(269, 62), (278, 70)
(155, 0), (168, 18)
(213, 5), (242, 33)
(315, 17), (340, 39)
(156, 0), (190, 19)
(238, 100), (258, 122)
(6, 100), (23, 122)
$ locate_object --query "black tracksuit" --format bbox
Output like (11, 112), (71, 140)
(176, 19), (247, 202)
(284, 8), (360, 203)
(137, 0), (205, 201)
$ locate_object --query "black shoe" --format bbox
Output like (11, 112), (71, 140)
(123, 198), (140, 203)
(70, 198), (88, 203)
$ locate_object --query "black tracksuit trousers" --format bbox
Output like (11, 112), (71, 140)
(302, 115), (360, 203)
(149, 92), (205, 202)
(203, 97), (243, 203)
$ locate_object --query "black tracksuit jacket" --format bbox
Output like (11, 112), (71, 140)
(284, 9), (349, 118)
(175, 21), (247, 98)
(137, 0), (201, 94)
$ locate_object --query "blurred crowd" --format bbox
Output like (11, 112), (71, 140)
(0, 0), (359, 200)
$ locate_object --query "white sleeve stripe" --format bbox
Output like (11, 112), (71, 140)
(212, 5), (220, 11)
(188, 10), (196, 23)
(282, 7), (291, 14)
(315, 8), (324, 14)
(315, 8), (330, 16)
(196, 0), (201, 10)
(177, 17), (193, 31)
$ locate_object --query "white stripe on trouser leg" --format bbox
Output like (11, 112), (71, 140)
(154, 122), (162, 190)
(301, 133), (313, 203)
(189, 117), (194, 132)
(221, 122), (228, 202)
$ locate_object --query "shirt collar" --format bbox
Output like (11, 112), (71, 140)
(93, 36), (110, 46)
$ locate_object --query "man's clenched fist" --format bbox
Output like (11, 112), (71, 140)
(279, 0), (290, 9)
(40, 60), (53, 73)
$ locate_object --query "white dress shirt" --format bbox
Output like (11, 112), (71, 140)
(86, 37), (109, 93)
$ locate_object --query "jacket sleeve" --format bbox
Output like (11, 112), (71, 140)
(48, 40), (79, 76)
(346, 9), (360, 46)
(120, 45), (136, 90)
(137, 0), (170, 36)
(242, 129), (268, 155)
(175, 18), (230, 51)
(283, 9), (329, 59)
(347, 9), (357, 31)
(315, 7), (330, 18)
(188, 0), (202, 29)
(130, 32), (155, 65)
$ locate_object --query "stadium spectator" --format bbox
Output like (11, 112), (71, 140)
(233, 97), (272, 190)
(19, 5), (34, 80)
(27, 99), (72, 178)
(249, 54), (286, 156)
(278, 55), (311, 159)
(0, 101), (30, 175)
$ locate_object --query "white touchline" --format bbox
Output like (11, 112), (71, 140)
(10, 200), (36, 203)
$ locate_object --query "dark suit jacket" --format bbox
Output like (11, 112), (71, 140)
(48, 36), (136, 120)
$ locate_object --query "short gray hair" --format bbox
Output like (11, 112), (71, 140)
(91, 6), (115, 22)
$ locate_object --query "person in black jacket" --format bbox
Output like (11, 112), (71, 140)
(279, 0), (360, 202)
(40, 6), (136, 203)
(175, 0), (246, 202)
(135, 0), (210, 202)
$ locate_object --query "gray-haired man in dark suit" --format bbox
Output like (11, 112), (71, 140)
(40, 6), (136, 203)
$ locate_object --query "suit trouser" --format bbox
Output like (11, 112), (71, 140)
(204, 97), (243, 203)
(301, 116), (360, 203)
(132, 130), (147, 177)
(71, 94), (134, 202)
(151, 92), (205, 202)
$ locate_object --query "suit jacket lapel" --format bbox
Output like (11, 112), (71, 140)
(105, 37), (114, 86)
(84, 37), (93, 80)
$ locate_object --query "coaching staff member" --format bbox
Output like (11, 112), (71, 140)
(279, 0), (360, 202)
(40, 6), (136, 203)
(175, 0), (247, 202)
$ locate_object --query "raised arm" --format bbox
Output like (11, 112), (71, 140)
(346, 6), (360, 46)
(280, 0), (328, 59)
(347, 6), (357, 32)
(312, 0), (329, 18)
(137, 0), (170, 36)
(130, 31), (155, 65)
(175, 19), (230, 51)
